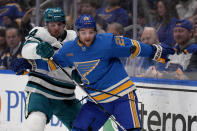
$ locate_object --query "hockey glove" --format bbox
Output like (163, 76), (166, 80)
(152, 43), (175, 63)
(10, 58), (32, 75)
(71, 69), (82, 84)
(36, 41), (54, 59)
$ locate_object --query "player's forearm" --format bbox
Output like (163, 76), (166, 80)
(128, 39), (154, 58)
(22, 42), (41, 59)
(136, 41), (154, 57)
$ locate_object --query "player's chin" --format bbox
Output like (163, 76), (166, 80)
(53, 32), (61, 38)
(84, 41), (93, 47)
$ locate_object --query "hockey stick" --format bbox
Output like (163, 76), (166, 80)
(50, 57), (127, 131)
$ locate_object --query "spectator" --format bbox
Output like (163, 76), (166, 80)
(193, 23), (197, 43)
(186, 52), (197, 77)
(151, 0), (178, 47)
(0, 27), (23, 69)
(106, 22), (125, 36)
(0, 0), (33, 37)
(80, 0), (107, 33)
(185, 23), (197, 78)
(0, 0), (24, 27)
(167, 20), (195, 72)
(140, 27), (159, 45)
(150, 19), (197, 80)
(176, 0), (197, 20)
(125, 27), (160, 77)
(0, 28), (7, 56)
(96, 0), (129, 27)
(119, 0), (133, 25)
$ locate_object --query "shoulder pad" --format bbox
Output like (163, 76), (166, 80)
(63, 30), (77, 42)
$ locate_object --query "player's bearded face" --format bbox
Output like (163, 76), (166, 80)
(78, 28), (96, 47)
(47, 22), (65, 38)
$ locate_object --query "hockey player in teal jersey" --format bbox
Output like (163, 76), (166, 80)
(11, 8), (82, 131)
(35, 14), (175, 131)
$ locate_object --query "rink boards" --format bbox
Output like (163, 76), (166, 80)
(0, 72), (197, 131)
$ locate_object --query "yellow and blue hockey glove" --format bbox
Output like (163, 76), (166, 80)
(36, 41), (54, 59)
(152, 43), (175, 63)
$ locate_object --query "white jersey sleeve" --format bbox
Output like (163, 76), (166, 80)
(22, 41), (41, 59)
(63, 30), (77, 42)
(22, 27), (62, 59)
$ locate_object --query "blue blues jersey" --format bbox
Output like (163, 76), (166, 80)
(96, 6), (128, 27)
(0, 42), (23, 69)
(54, 33), (154, 103)
(0, 4), (24, 26)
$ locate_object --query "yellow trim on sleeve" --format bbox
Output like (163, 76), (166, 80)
(93, 80), (134, 101)
(130, 40), (140, 58)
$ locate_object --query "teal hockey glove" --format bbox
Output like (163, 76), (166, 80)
(36, 41), (54, 59)
(71, 69), (82, 84)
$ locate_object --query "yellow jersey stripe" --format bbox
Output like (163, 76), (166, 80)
(130, 40), (140, 58)
(48, 60), (56, 71)
(93, 80), (134, 101)
(90, 77), (130, 96)
(129, 92), (140, 128)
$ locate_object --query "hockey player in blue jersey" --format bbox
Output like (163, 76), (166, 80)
(35, 14), (175, 131)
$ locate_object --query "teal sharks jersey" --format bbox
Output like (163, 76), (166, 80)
(22, 27), (77, 100)
(54, 33), (154, 103)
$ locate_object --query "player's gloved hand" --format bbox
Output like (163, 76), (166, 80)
(152, 43), (175, 63)
(10, 58), (32, 75)
(36, 41), (54, 59)
(71, 69), (82, 84)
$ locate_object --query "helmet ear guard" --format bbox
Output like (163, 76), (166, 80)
(44, 7), (66, 24)
(75, 14), (96, 30)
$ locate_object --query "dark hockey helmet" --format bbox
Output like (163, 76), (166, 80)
(44, 7), (65, 23)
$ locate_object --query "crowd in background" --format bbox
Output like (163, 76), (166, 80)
(1, 0), (197, 80)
